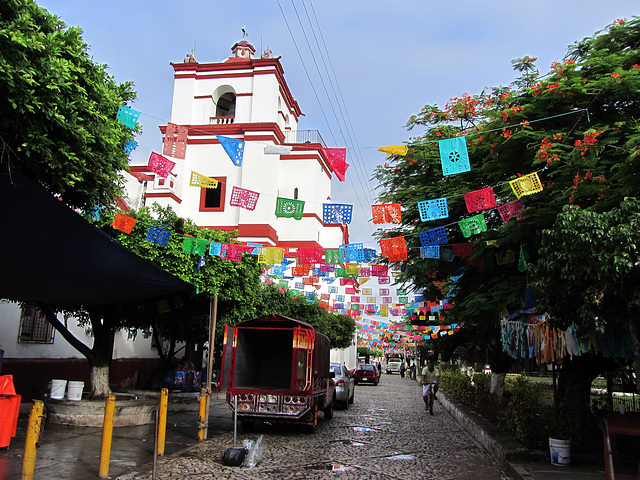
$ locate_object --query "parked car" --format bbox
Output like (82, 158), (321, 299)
(354, 364), (379, 386)
(330, 363), (355, 409)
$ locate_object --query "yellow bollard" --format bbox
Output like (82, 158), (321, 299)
(197, 392), (208, 441)
(157, 388), (168, 456)
(98, 395), (116, 478)
(21, 400), (44, 480)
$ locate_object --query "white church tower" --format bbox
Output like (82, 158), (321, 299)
(130, 35), (348, 251)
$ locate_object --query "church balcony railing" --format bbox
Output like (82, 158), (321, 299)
(284, 130), (326, 147)
(209, 116), (235, 125)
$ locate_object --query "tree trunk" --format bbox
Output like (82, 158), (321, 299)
(38, 305), (117, 398)
(489, 372), (506, 397)
(38, 304), (92, 359)
(152, 327), (168, 365)
(90, 365), (111, 398)
(627, 313), (640, 395)
(556, 353), (607, 446)
(88, 310), (116, 398)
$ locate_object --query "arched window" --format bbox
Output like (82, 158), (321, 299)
(216, 92), (236, 117)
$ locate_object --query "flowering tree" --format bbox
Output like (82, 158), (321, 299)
(373, 17), (640, 437)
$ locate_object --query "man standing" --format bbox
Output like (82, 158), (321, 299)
(421, 360), (440, 415)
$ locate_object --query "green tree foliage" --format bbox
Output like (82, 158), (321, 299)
(0, 0), (136, 210)
(251, 284), (355, 349)
(372, 18), (640, 423)
(357, 346), (377, 363)
(532, 199), (640, 394)
(96, 204), (263, 357)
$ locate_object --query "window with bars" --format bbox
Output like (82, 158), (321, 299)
(18, 307), (55, 344)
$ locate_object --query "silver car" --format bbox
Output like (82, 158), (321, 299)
(330, 363), (355, 409)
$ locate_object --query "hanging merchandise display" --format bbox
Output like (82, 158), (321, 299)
(417, 198), (449, 222)
(500, 314), (634, 363)
(229, 186), (260, 210)
(190, 171), (219, 189)
(147, 152), (175, 178)
(372, 203), (402, 224)
(322, 203), (353, 224)
(112, 213), (137, 234)
(378, 145), (408, 156)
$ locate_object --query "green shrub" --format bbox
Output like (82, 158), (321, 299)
(440, 369), (474, 405)
(496, 376), (552, 448)
(439, 362), (459, 373)
(472, 373), (491, 393)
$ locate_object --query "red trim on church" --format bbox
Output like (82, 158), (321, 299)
(159, 122), (287, 144)
(281, 149), (332, 179)
(171, 57), (302, 119)
(200, 223), (279, 244)
(145, 192), (182, 204)
(129, 165), (155, 182)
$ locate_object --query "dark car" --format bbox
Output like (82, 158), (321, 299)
(330, 363), (355, 409)
(354, 364), (379, 386)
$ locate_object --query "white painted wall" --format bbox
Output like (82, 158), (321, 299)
(330, 333), (358, 370)
(0, 302), (157, 360)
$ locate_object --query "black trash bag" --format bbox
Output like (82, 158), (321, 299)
(222, 447), (247, 466)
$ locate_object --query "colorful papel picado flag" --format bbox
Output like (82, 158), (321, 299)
(216, 135), (245, 166)
(439, 136), (470, 176)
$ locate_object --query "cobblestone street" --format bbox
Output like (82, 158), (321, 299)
(133, 374), (512, 479)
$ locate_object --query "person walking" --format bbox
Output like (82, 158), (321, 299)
(421, 360), (440, 415)
(399, 362), (406, 378)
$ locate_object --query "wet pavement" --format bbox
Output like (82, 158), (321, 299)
(0, 391), (233, 479)
(0, 377), (611, 479)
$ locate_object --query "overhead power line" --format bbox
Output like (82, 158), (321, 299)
(275, 0), (379, 245)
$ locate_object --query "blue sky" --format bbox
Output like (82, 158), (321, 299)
(36, 1), (640, 247)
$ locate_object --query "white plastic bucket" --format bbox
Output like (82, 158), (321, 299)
(66, 381), (84, 401)
(549, 437), (571, 466)
(50, 379), (67, 400)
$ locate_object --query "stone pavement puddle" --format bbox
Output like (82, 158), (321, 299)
(352, 426), (379, 432)
(329, 439), (367, 446)
(386, 454), (415, 460)
(364, 416), (391, 424)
